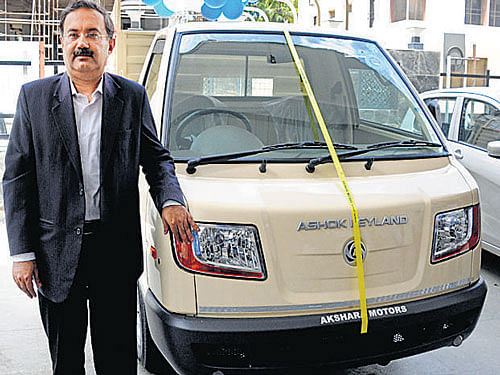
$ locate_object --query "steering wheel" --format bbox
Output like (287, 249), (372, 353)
(174, 108), (252, 148)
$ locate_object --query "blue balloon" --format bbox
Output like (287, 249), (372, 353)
(222, 0), (244, 20)
(201, 4), (223, 20)
(142, 0), (162, 6)
(205, 0), (228, 8)
(154, 1), (174, 18)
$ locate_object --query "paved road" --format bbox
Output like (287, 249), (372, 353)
(0, 213), (151, 375)
(1, 209), (499, 374)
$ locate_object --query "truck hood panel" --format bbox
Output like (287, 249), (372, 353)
(177, 159), (476, 316)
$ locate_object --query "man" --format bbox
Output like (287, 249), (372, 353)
(3, 1), (198, 374)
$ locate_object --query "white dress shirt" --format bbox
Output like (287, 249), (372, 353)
(12, 76), (179, 262)
(72, 78), (103, 220)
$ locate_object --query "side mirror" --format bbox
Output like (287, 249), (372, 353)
(487, 140), (500, 158)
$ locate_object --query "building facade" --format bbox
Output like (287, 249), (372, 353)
(298, 0), (500, 90)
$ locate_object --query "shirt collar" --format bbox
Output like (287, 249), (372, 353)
(69, 76), (104, 98)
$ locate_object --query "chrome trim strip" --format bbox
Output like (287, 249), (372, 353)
(199, 278), (472, 314)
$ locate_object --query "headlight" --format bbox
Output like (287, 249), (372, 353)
(174, 223), (266, 280)
(431, 205), (480, 263)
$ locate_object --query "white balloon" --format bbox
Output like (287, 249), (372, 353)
(164, 0), (204, 12)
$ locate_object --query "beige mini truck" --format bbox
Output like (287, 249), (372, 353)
(135, 22), (487, 375)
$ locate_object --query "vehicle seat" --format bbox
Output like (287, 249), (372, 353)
(469, 118), (500, 149)
(171, 95), (228, 149)
(190, 125), (264, 155)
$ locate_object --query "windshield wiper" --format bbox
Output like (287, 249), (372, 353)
(261, 141), (357, 150)
(186, 141), (357, 174)
(305, 139), (443, 173)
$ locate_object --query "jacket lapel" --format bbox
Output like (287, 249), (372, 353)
(51, 73), (83, 183)
(100, 73), (124, 180)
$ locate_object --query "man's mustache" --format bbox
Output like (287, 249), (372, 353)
(73, 48), (94, 58)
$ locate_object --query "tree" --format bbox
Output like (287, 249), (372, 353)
(251, 0), (298, 23)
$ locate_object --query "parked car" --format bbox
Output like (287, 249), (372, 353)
(0, 113), (13, 150)
(422, 88), (500, 256)
(136, 22), (486, 375)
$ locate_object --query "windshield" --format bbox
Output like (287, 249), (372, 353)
(165, 32), (443, 160)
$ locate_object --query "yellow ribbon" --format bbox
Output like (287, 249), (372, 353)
(284, 30), (368, 333)
(298, 75), (320, 142)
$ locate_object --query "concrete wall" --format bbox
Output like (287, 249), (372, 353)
(389, 49), (440, 92)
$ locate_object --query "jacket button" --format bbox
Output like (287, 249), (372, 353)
(76, 227), (82, 235)
(79, 187), (84, 196)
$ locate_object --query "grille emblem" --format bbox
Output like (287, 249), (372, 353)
(343, 240), (367, 266)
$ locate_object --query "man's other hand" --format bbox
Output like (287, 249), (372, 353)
(161, 205), (199, 245)
(12, 260), (42, 298)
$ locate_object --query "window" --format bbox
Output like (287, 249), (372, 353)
(465, 0), (485, 25)
(391, 0), (407, 22)
(202, 76), (273, 97)
(459, 99), (500, 149)
(424, 98), (456, 137)
(391, 0), (426, 22)
(251, 78), (274, 96)
(143, 39), (165, 135)
(490, 0), (500, 26)
(197, 56), (285, 97)
(144, 39), (165, 101)
(167, 32), (441, 159)
(349, 68), (425, 136)
(408, 0), (425, 20)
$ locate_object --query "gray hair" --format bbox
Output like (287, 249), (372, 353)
(59, 0), (114, 39)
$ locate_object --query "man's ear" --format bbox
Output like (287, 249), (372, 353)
(108, 36), (116, 55)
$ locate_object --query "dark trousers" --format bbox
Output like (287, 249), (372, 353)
(38, 226), (138, 375)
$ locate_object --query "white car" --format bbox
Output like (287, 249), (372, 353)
(422, 88), (500, 256)
(0, 113), (13, 151)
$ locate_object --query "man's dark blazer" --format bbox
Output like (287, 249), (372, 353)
(3, 72), (184, 303)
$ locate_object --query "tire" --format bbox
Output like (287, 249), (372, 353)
(137, 287), (178, 374)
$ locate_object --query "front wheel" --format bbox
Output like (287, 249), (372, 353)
(137, 287), (177, 374)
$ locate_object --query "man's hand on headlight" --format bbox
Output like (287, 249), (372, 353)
(161, 205), (199, 244)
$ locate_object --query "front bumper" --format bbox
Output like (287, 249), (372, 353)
(145, 278), (487, 375)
